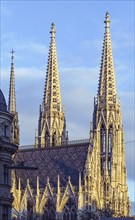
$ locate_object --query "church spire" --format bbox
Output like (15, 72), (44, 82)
(42, 22), (62, 112)
(8, 50), (20, 145)
(98, 12), (116, 108)
(91, 13), (129, 214)
(8, 49), (16, 113)
(37, 23), (68, 148)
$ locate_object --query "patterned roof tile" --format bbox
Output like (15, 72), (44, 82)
(14, 143), (89, 189)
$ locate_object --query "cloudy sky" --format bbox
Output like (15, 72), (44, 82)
(0, 0), (134, 211)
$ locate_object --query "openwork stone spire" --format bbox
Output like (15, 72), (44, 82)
(98, 12), (116, 108)
(8, 50), (20, 145)
(42, 23), (62, 111)
(37, 23), (68, 148)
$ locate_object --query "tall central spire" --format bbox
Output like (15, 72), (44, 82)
(98, 12), (116, 108)
(36, 23), (68, 148)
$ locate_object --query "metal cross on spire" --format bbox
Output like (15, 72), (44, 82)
(10, 49), (15, 63)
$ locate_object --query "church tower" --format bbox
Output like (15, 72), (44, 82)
(91, 12), (130, 216)
(8, 50), (20, 145)
(36, 23), (68, 148)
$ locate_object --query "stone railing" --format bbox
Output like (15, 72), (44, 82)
(19, 139), (90, 150)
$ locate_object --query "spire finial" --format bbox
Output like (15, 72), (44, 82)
(10, 49), (15, 63)
(50, 22), (56, 38)
(104, 11), (110, 28)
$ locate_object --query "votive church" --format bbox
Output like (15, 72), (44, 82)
(0, 12), (130, 220)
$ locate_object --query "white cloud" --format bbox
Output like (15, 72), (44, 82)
(1, 32), (48, 65)
(1, 67), (45, 80)
(15, 41), (48, 55)
(60, 66), (99, 87)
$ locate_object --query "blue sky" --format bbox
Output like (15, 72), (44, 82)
(0, 0), (134, 213)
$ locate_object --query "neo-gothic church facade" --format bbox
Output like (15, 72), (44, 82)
(2, 12), (130, 220)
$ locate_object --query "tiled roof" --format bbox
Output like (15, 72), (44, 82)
(14, 143), (89, 189)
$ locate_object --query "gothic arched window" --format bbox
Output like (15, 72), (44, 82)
(45, 131), (50, 147)
(108, 125), (113, 176)
(101, 125), (106, 175)
(108, 125), (113, 154)
(43, 199), (56, 220)
(63, 198), (77, 220)
(101, 125), (106, 154)
(52, 132), (56, 147)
